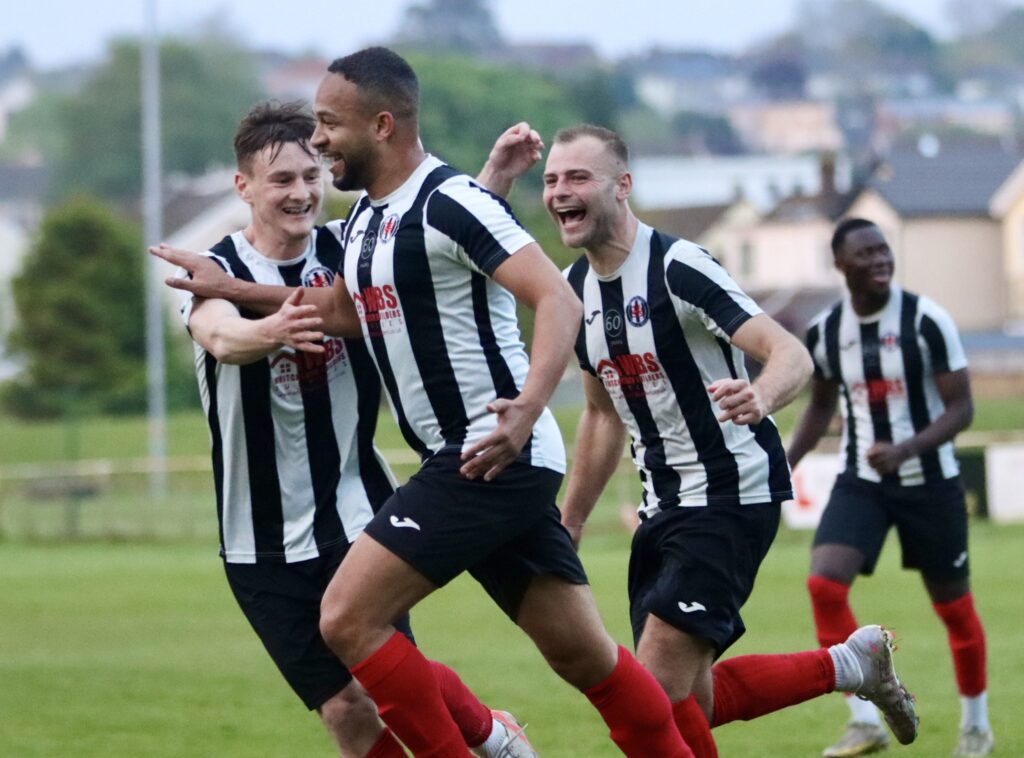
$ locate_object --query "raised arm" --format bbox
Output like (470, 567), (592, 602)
(709, 313), (813, 425)
(188, 289), (326, 364)
(561, 371), (628, 549)
(458, 243), (582, 481)
(474, 122), (544, 198)
(787, 375), (841, 469)
(150, 245), (362, 338)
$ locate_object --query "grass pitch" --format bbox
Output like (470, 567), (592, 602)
(1, 521), (1019, 756)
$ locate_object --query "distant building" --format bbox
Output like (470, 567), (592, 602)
(875, 97), (1016, 146)
(728, 100), (845, 154)
(629, 48), (748, 117)
(0, 47), (35, 142)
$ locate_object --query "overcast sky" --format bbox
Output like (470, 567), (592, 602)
(4, 0), (1023, 69)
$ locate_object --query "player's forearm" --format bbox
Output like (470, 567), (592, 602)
(197, 315), (280, 365)
(562, 407), (626, 532)
(515, 290), (582, 417)
(753, 338), (813, 415)
(475, 162), (515, 199)
(899, 397), (974, 459)
(787, 405), (834, 468)
(218, 279), (296, 316)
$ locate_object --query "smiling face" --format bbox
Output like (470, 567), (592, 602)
(835, 224), (895, 300)
(310, 73), (380, 192)
(542, 135), (630, 251)
(236, 140), (322, 245)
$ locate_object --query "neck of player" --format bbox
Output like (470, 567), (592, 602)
(585, 209), (639, 276)
(850, 285), (891, 317)
(244, 222), (310, 261)
(367, 143), (428, 201)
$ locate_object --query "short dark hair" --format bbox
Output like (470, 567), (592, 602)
(234, 101), (316, 173)
(831, 217), (878, 256)
(552, 124), (629, 166)
(327, 47), (419, 120)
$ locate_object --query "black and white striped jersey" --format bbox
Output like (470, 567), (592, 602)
(805, 285), (967, 486)
(566, 223), (792, 519)
(333, 155), (565, 473)
(180, 228), (396, 564)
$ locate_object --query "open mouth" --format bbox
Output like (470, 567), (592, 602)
(555, 207), (586, 228)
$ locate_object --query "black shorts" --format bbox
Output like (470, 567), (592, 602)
(814, 473), (969, 581)
(363, 451), (588, 621)
(224, 541), (414, 711)
(628, 501), (780, 656)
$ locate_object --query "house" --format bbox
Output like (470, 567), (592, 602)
(727, 100), (845, 154)
(845, 135), (1022, 331)
(989, 159), (1024, 326)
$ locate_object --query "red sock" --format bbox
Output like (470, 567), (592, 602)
(430, 660), (493, 747)
(672, 695), (717, 758)
(807, 575), (858, 648)
(583, 646), (694, 758)
(363, 728), (406, 758)
(710, 649), (835, 727)
(350, 632), (468, 757)
(933, 593), (987, 696)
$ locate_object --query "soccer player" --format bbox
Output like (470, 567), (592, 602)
(177, 100), (547, 758)
(788, 218), (992, 758)
(157, 48), (695, 758)
(544, 125), (919, 758)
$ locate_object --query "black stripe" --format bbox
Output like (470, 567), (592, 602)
(279, 263), (343, 549)
(805, 322), (824, 378)
(650, 229), (739, 502)
(314, 224), (343, 273)
(394, 165), (472, 447)
(665, 257), (751, 337)
(203, 352), (227, 557)
(567, 256), (595, 374)
(347, 337), (394, 512)
(208, 235), (286, 554)
(900, 292), (943, 482)
(426, 190), (515, 275)
(822, 305), (855, 473)
(860, 321), (899, 485)
(355, 206), (431, 459)
(920, 314), (950, 374)
(598, 274), (682, 507)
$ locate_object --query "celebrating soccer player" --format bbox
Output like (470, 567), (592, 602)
(158, 48), (697, 757)
(545, 125), (919, 757)
(788, 218), (992, 758)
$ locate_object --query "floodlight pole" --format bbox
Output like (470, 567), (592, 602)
(142, 0), (167, 495)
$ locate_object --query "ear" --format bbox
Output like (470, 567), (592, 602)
(234, 171), (253, 205)
(373, 111), (396, 142)
(616, 171), (633, 201)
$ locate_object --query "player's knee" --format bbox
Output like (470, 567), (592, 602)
(319, 598), (364, 658)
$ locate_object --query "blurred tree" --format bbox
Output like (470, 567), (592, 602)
(394, 0), (503, 54)
(37, 36), (263, 201)
(950, 8), (1024, 68)
(409, 53), (586, 184)
(2, 196), (194, 417)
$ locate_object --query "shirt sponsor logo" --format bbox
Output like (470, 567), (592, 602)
(353, 284), (404, 336)
(626, 296), (649, 327)
(269, 338), (348, 398)
(596, 353), (667, 400)
(851, 377), (906, 404)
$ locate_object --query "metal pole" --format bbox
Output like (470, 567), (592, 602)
(142, 0), (167, 495)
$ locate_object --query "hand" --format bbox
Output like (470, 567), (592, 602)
(865, 441), (909, 475)
(708, 379), (768, 425)
(458, 397), (540, 481)
(562, 521), (584, 551)
(263, 289), (325, 354)
(150, 243), (234, 299)
(484, 122), (544, 183)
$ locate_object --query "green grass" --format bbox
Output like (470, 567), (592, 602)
(1, 522), (1019, 756)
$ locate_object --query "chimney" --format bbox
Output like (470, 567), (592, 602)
(819, 150), (837, 213)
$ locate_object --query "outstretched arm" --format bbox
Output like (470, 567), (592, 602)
(709, 313), (813, 425)
(458, 243), (582, 481)
(151, 245), (361, 338)
(561, 371), (627, 549)
(474, 122), (544, 198)
(188, 289), (326, 364)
